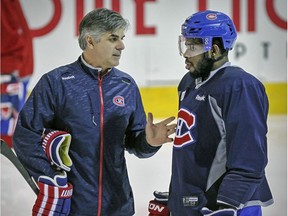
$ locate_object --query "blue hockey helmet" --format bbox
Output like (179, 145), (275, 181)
(181, 10), (237, 52)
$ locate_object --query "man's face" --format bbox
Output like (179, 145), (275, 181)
(184, 48), (205, 72)
(182, 39), (214, 79)
(91, 28), (125, 70)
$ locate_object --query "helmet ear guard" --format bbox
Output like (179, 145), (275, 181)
(181, 10), (237, 52)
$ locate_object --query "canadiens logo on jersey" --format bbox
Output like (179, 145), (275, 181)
(113, 96), (125, 107)
(174, 108), (196, 148)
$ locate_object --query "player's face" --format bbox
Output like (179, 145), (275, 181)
(184, 47), (214, 79)
(90, 28), (125, 70)
(184, 51), (204, 72)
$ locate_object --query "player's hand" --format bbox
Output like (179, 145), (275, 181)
(145, 112), (176, 147)
(32, 172), (73, 216)
(201, 207), (237, 216)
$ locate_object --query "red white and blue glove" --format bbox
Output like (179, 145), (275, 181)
(201, 207), (237, 216)
(33, 129), (73, 215)
(32, 172), (73, 216)
(42, 130), (72, 172)
(148, 191), (170, 216)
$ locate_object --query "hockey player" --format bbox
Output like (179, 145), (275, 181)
(167, 10), (274, 216)
(1, 0), (34, 147)
(13, 8), (176, 216)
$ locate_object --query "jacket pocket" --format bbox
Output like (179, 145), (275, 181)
(88, 90), (100, 127)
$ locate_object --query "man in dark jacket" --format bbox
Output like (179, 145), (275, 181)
(13, 8), (176, 216)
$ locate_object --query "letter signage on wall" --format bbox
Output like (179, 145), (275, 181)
(20, 0), (287, 88)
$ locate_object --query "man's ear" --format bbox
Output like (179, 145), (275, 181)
(86, 35), (94, 48)
(211, 44), (221, 58)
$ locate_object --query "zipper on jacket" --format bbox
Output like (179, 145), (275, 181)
(97, 73), (105, 216)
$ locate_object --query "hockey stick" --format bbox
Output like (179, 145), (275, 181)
(0, 139), (39, 194)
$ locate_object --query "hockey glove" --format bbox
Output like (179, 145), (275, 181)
(42, 130), (72, 172)
(148, 191), (170, 216)
(201, 207), (237, 216)
(32, 172), (73, 216)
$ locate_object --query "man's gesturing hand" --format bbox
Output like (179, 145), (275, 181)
(145, 112), (176, 147)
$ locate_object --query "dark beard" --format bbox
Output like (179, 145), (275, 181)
(190, 53), (214, 80)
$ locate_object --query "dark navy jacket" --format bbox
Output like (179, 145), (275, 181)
(13, 57), (160, 215)
(168, 64), (273, 215)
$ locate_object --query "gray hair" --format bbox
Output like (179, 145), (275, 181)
(78, 8), (129, 50)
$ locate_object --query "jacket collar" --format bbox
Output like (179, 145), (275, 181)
(78, 55), (113, 79)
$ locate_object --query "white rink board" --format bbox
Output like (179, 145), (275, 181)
(17, 0), (287, 89)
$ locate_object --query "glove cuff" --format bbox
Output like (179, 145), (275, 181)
(201, 207), (237, 216)
(38, 181), (73, 198)
(153, 191), (169, 204)
(38, 173), (73, 198)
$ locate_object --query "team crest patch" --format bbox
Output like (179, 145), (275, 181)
(113, 96), (125, 107)
(174, 108), (196, 148)
(206, 13), (217, 20)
